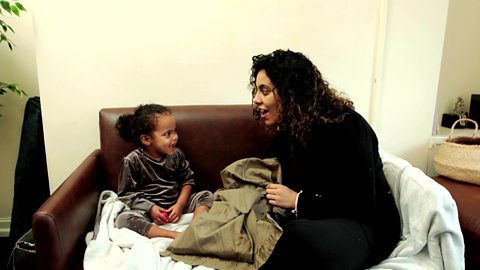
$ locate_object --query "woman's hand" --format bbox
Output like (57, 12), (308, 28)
(265, 183), (297, 209)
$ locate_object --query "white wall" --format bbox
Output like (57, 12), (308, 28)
(436, 0), (480, 128)
(1, 0), (454, 233)
(373, 0), (449, 170)
(32, 0), (380, 192)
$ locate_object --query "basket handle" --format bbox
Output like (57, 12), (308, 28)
(449, 118), (478, 138)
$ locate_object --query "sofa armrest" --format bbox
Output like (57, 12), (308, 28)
(32, 150), (105, 270)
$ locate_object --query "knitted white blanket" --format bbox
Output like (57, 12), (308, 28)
(371, 151), (465, 270)
(83, 190), (213, 270)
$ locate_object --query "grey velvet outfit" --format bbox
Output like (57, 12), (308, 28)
(115, 148), (214, 236)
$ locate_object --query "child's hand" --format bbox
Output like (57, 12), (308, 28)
(167, 204), (184, 223)
(149, 205), (169, 225)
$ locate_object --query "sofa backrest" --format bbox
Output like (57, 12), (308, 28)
(99, 105), (274, 192)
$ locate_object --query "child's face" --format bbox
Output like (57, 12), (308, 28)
(141, 113), (178, 160)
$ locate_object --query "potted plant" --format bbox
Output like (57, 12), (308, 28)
(0, 0), (27, 117)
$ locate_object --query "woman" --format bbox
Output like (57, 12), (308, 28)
(251, 49), (400, 269)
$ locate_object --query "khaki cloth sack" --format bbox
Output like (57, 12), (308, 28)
(434, 118), (480, 185)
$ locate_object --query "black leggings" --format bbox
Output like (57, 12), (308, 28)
(260, 218), (381, 270)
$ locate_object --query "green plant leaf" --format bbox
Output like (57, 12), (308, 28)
(0, 1), (11, 14)
(15, 2), (25, 11)
(6, 24), (15, 33)
(10, 4), (18, 16)
(0, 32), (15, 50)
(0, 82), (27, 97)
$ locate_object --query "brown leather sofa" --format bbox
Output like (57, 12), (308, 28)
(433, 175), (480, 269)
(31, 104), (469, 270)
(32, 105), (273, 270)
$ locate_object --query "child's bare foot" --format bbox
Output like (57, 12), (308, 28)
(171, 231), (181, 239)
(147, 226), (180, 239)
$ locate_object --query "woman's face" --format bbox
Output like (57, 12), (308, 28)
(253, 70), (281, 126)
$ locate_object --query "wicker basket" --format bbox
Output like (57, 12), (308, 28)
(433, 118), (480, 185)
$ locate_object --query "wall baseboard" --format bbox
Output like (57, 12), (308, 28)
(0, 218), (11, 237)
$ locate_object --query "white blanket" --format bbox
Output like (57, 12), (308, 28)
(371, 150), (465, 270)
(84, 190), (214, 270)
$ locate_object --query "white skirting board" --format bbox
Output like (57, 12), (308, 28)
(0, 218), (11, 237)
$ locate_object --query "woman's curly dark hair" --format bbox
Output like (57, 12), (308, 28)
(249, 49), (354, 145)
(115, 104), (171, 148)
